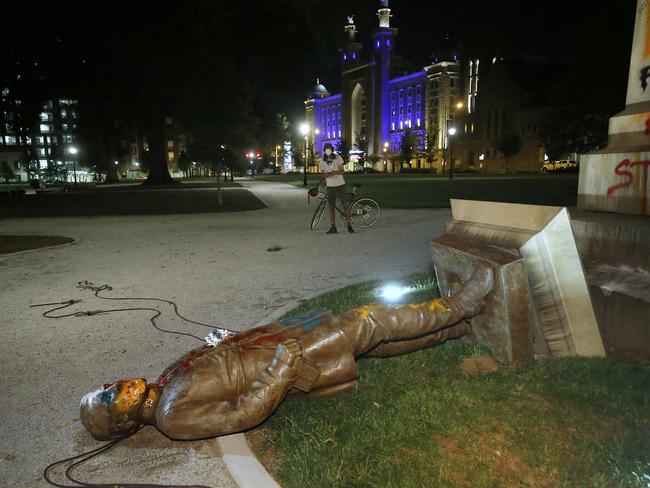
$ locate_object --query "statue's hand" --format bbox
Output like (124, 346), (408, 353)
(273, 339), (302, 368)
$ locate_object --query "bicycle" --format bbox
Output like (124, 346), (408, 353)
(308, 182), (381, 230)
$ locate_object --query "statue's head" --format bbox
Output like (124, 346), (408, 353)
(80, 378), (150, 440)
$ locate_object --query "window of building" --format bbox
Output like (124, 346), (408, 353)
(450, 78), (456, 88)
(39, 160), (48, 168)
(61, 109), (67, 118)
(408, 105), (412, 113)
(167, 140), (174, 148)
(44, 101), (53, 109)
(40, 112), (52, 122)
(37, 148), (46, 156)
(167, 151), (175, 161)
(39, 124), (52, 133)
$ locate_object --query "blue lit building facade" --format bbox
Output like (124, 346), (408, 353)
(305, 0), (463, 172)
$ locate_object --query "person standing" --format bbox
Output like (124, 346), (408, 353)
(319, 143), (353, 234)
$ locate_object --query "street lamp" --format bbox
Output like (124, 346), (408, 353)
(299, 123), (309, 187)
(448, 127), (457, 180)
(247, 152), (255, 178)
(68, 146), (78, 185)
(383, 141), (389, 172)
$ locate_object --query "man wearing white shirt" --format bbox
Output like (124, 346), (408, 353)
(319, 143), (353, 234)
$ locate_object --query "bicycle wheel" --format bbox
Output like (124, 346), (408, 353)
(311, 200), (327, 230)
(350, 198), (380, 228)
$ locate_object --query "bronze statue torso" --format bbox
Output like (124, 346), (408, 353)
(154, 321), (359, 421)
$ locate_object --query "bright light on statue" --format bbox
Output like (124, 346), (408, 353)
(378, 284), (411, 302)
(299, 123), (309, 136)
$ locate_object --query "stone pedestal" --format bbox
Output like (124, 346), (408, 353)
(570, 210), (650, 357)
(431, 234), (534, 364)
(434, 200), (605, 360)
(574, 0), (650, 358)
(578, 0), (650, 216)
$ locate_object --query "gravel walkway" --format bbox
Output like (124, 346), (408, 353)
(0, 180), (451, 487)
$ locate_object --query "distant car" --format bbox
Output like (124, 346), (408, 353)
(541, 160), (577, 173)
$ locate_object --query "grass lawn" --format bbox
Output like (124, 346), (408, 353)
(248, 273), (650, 488)
(255, 173), (579, 208)
(0, 182), (265, 217)
(0, 235), (75, 254)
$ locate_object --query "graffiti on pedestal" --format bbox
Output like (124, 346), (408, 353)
(606, 159), (650, 214)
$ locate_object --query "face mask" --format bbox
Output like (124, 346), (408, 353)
(324, 149), (332, 156)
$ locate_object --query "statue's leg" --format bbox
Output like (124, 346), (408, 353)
(364, 321), (471, 358)
(336, 267), (492, 356)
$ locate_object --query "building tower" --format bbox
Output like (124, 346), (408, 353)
(370, 0), (397, 155)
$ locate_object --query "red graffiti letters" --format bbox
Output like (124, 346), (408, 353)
(606, 159), (650, 215)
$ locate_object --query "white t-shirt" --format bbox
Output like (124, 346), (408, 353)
(319, 153), (346, 187)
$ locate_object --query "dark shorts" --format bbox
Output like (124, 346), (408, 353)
(326, 185), (348, 208)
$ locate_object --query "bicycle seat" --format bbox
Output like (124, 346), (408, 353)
(353, 183), (362, 188)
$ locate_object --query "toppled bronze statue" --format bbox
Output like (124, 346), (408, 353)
(81, 268), (493, 440)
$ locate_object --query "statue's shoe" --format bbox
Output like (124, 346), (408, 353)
(459, 266), (494, 317)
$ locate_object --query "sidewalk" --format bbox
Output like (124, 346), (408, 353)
(0, 180), (451, 487)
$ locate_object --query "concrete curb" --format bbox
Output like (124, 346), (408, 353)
(216, 299), (306, 488)
(0, 236), (80, 257)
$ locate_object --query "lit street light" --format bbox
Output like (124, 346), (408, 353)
(68, 146), (78, 185)
(248, 152), (255, 178)
(299, 123), (309, 187)
(448, 127), (457, 180)
(383, 141), (389, 172)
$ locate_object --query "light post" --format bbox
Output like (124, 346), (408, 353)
(383, 141), (389, 172)
(448, 127), (457, 180)
(299, 123), (309, 187)
(68, 146), (78, 185)
(248, 152), (255, 178)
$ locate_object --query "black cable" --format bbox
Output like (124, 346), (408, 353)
(76, 281), (234, 331)
(43, 428), (212, 488)
(34, 282), (237, 487)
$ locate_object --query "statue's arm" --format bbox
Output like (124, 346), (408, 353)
(156, 340), (301, 440)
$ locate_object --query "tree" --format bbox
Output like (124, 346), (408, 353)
(496, 133), (522, 173)
(424, 126), (441, 171)
(177, 151), (191, 177)
(0, 161), (15, 182)
(399, 128), (417, 172)
(354, 129), (368, 169)
(336, 138), (351, 163)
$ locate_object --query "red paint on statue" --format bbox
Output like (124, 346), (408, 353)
(606, 159), (650, 215)
(157, 345), (214, 386)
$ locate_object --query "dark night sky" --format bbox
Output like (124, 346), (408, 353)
(5, 1), (637, 125)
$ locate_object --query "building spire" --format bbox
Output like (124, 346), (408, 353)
(377, 1), (392, 28)
(344, 15), (356, 41)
